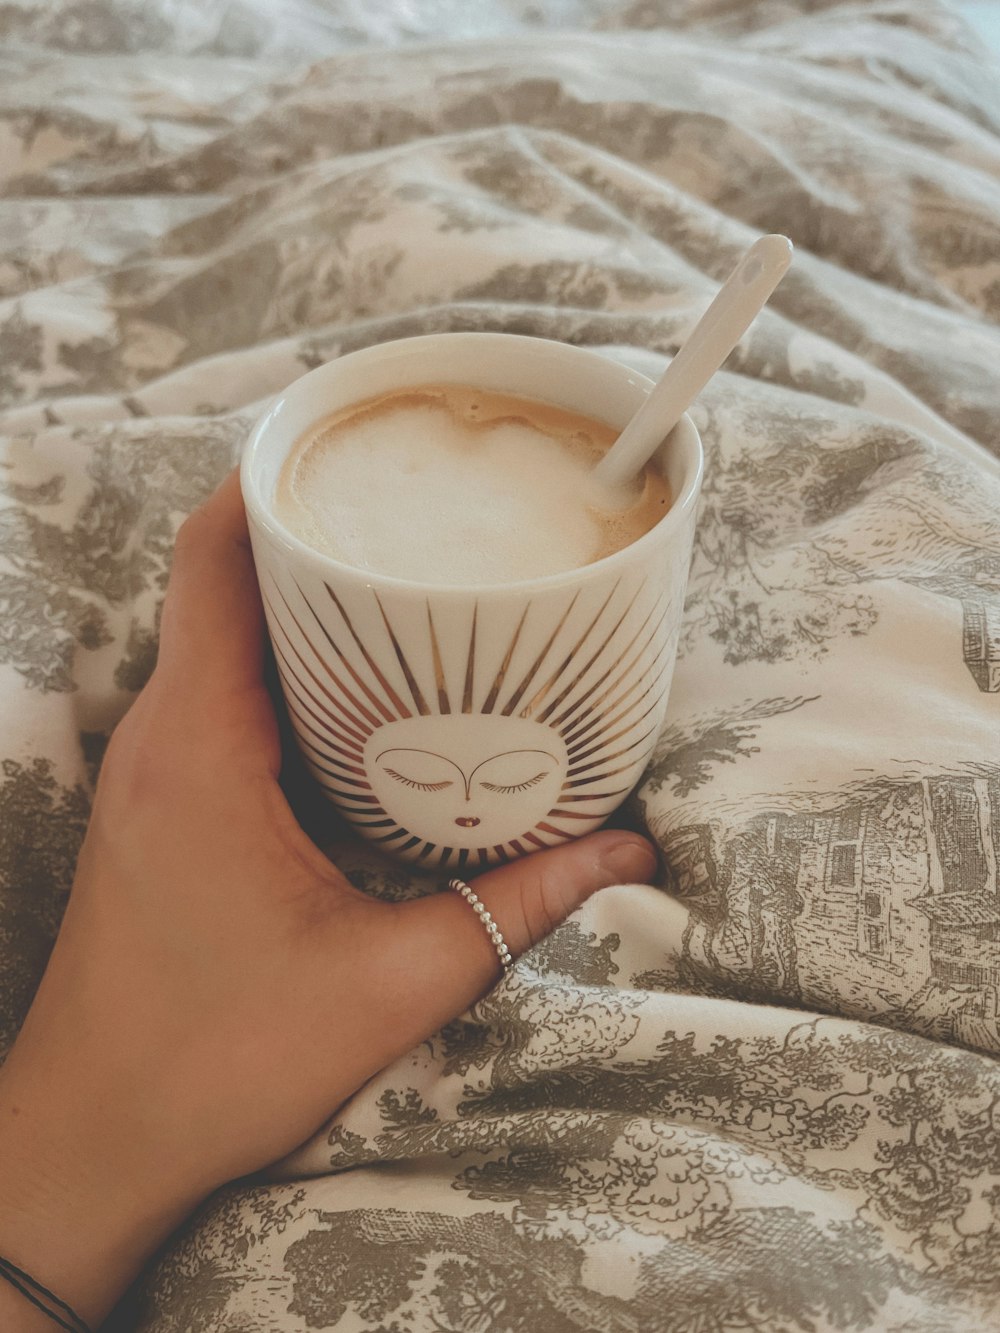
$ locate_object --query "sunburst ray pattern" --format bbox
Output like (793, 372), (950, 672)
(261, 567), (676, 868)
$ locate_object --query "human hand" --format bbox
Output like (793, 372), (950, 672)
(0, 471), (656, 1330)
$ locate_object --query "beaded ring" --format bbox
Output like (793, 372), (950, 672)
(447, 878), (514, 972)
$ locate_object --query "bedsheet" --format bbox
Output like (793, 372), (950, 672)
(2, 1), (1000, 1329)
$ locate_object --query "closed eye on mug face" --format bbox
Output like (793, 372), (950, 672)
(471, 749), (558, 793)
(376, 748), (462, 792)
(480, 771), (549, 794)
(384, 768), (454, 792)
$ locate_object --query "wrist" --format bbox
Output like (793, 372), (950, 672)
(0, 1059), (210, 1330)
(0, 1275), (69, 1332)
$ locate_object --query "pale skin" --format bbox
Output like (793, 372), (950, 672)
(0, 472), (656, 1330)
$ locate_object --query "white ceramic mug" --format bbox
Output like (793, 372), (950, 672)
(241, 333), (702, 871)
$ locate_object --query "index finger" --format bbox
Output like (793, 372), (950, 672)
(155, 468), (266, 698)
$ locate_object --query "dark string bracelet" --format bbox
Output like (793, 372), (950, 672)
(0, 1256), (92, 1333)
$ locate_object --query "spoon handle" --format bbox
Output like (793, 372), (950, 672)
(594, 234), (793, 488)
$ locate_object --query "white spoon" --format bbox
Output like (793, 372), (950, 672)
(594, 234), (793, 488)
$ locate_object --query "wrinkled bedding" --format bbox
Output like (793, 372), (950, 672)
(2, 1), (1000, 1329)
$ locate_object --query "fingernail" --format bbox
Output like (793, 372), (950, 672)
(598, 836), (658, 885)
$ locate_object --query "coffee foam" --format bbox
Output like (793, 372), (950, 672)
(274, 385), (671, 584)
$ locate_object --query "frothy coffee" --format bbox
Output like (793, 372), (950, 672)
(274, 384), (671, 584)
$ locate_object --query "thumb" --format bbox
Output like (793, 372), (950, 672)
(397, 830), (657, 1021)
(470, 830), (658, 961)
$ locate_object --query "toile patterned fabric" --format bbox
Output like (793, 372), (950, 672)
(2, 0), (1000, 1329)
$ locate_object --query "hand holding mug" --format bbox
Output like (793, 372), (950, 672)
(0, 471), (656, 1331)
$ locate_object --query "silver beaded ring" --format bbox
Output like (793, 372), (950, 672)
(447, 878), (514, 973)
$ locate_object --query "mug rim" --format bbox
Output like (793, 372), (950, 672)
(241, 331), (704, 596)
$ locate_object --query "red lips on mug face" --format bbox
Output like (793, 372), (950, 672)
(455, 816), (481, 828)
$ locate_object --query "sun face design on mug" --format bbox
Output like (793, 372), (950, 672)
(365, 715), (567, 849)
(263, 574), (671, 866)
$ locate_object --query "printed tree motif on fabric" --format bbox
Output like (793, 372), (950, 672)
(135, 1254), (243, 1333)
(688, 397), (1000, 688)
(455, 257), (681, 312)
(633, 1210), (905, 1333)
(135, 1184), (309, 1333)
(685, 409), (902, 665)
(126, 169), (405, 367)
(446, 128), (638, 242)
(396, 178), (512, 237)
(284, 1212), (439, 1329)
(448, 976), (646, 1086)
(646, 695), (819, 799)
(284, 1208), (633, 1332)
(0, 420), (240, 691)
(526, 921), (622, 985)
(0, 307), (44, 407)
